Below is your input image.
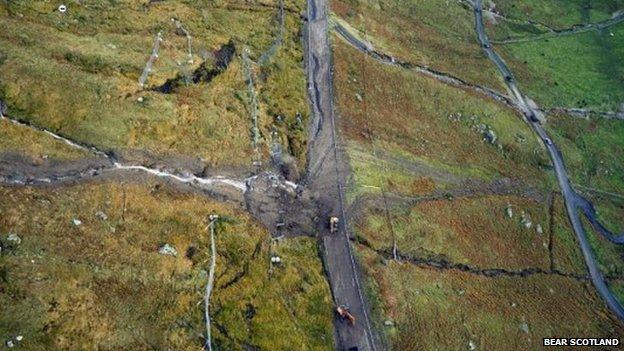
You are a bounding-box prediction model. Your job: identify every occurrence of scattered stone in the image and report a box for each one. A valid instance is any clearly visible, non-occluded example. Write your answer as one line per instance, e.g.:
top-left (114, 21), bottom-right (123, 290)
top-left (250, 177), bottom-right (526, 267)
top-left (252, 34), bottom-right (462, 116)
top-left (520, 211), bottom-right (532, 229)
top-left (7, 233), bottom-right (21, 245)
top-left (72, 218), bottom-right (82, 226)
top-left (505, 205), bottom-right (513, 219)
top-left (0, 99), bottom-right (7, 116)
top-left (549, 288), bottom-right (554, 294)
top-left (484, 128), bottom-right (497, 144)
top-left (158, 243), bottom-right (178, 257)
top-left (270, 256), bottom-right (282, 264)
top-left (137, 96), bottom-right (144, 103)
top-left (384, 319), bottom-right (394, 326)
top-left (520, 322), bottom-right (530, 333)
top-left (448, 112), bottom-right (462, 122)
top-left (536, 224), bottom-right (543, 235)
top-left (6, 340), bottom-right (14, 348)
top-left (468, 340), bottom-right (477, 350)
top-left (355, 93), bottom-right (363, 102)
top-left (95, 211), bottom-right (108, 221)
top-left (15, 336), bottom-right (23, 342)
top-left (511, 302), bottom-right (517, 307)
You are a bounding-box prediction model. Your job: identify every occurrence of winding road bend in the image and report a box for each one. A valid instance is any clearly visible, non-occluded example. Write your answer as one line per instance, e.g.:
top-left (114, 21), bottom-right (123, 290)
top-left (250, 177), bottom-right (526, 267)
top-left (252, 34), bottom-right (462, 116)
top-left (304, 0), bottom-right (381, 349)
top-left (474, 0), bottom-right (624, 321)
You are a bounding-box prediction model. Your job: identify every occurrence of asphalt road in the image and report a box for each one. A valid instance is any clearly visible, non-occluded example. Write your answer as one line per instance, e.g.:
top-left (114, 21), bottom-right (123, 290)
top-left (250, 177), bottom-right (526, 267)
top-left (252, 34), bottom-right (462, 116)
top-left (474, 0), bottom-right (624, 321)
top-left (304, 0), bottom-right (381, 349)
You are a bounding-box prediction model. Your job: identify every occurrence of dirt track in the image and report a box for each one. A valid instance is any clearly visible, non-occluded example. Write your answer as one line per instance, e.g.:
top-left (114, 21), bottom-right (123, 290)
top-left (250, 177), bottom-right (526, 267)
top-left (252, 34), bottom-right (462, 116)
top-left (303, 0), bottom-right (381, 349)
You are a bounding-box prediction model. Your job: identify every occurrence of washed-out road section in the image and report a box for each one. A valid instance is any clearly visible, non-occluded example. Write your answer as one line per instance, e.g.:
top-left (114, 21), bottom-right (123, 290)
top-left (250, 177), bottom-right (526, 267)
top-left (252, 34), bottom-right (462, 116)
top-left (303, 0), bottom-right (381, 349)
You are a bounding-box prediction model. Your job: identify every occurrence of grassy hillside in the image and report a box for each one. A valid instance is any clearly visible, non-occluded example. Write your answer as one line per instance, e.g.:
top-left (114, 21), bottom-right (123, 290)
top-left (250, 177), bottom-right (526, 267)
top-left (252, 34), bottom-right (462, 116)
top-left (333, 14), bottom-right (624, 349)
top-left (0, 0), bottom-right (310, 170)
top-left (354, 195), bottom-right (551, 270)
top-left (546, 112), bottom-right (624, 231)
top-left (334, 40), bottom-right (551, 202)
top-left (358, 245), bottom-right (624, 350)
top-left (0, 182), bottom-right (334, 350)
top-left (331, 0), bottom-right (507, 91)
top-left (0, 118), bottom-right (90, 161)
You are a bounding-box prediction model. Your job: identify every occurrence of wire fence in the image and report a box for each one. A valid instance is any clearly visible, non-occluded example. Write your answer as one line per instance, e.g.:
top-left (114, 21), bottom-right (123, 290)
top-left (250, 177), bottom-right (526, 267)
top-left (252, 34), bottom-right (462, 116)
top-left (138, 32), bottom-right (163, 88)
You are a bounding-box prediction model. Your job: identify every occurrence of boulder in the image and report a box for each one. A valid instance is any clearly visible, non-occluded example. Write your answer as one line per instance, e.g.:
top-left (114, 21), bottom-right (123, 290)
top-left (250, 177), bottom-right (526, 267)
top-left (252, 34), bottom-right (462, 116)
top-left (95, 211), bottom-right (108, 221)
top-left (7, 233), bottom-right (21, 245)
top-left (484, 128), bottom-right (497, 144)
top-left (505, 205), bottom-right (513, 219)
top-left (158, 243), bottom-right (178, 256)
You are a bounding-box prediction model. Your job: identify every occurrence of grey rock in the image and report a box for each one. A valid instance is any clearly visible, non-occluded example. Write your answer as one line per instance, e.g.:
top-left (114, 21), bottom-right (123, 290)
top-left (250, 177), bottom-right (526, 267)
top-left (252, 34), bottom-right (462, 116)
top-left (72, 218), bottom-right (82, 226)
top-left (7, 233), bottom-right (21, 245)
top-left (468, 340), bottom-right (477, 350)
top-left (520, 322), bottom-right (530, 333)
top-left (384, 320), bottom-right (394, 326)
top-left (484, 128), bottom-right (497, 144)
top-left (95, 211), bottom-right (108, 221)
top-left (355, 93), bottom-right (363, 102)
top-left (520, 211), bottom-right (532, 229)
top-left (158, 243), bottom-right (178, 257)
top-left (0, 100), bottom-right (7, 116)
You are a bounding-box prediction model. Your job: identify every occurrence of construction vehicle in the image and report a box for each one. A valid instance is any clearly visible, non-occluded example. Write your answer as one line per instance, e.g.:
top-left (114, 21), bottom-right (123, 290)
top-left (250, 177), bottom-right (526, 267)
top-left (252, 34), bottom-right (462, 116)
top-left (329, 216), bottom-right (339, 233)
top-left (336, 305), bottom-right (356, 325)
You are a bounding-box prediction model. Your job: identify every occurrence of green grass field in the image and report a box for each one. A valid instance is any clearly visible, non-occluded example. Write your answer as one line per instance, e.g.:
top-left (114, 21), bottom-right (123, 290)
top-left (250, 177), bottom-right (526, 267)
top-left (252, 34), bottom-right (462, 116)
top-left (497, 22), bottom-right (624, 111)
top-left (490, 0), bottom-right (624, 30)
top-left (0, 182), bottom-right (334, 350)
top-left (543, 99), bottom-right (624, 246)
